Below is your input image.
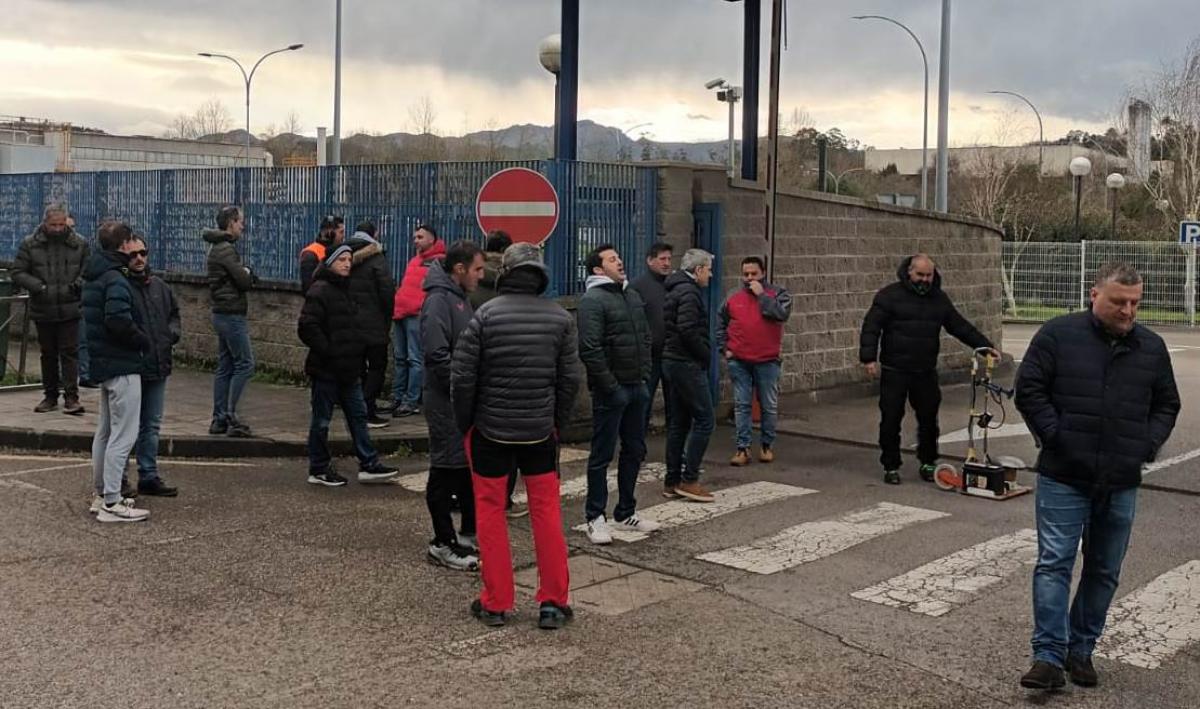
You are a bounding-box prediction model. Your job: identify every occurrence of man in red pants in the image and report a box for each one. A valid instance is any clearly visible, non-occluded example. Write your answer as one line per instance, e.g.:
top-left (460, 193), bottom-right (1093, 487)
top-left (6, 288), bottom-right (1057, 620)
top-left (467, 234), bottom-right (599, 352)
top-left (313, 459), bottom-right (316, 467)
top-left (451, 242), bottom-right (582, 629)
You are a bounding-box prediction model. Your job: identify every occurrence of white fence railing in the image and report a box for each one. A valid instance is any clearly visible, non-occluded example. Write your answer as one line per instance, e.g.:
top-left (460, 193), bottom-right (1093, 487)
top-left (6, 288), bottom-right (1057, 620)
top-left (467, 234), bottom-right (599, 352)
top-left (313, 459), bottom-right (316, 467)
top-left (1002, 241), bottom-right (1198, 327)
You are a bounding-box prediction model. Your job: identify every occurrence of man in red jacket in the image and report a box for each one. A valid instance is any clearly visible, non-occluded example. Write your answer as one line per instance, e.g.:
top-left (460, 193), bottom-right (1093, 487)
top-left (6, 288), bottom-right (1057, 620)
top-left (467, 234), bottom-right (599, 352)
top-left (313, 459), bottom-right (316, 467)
top-left (716, 256), bottom-right (792, 466)
top-left (390, 224), bottom-right (445, 417)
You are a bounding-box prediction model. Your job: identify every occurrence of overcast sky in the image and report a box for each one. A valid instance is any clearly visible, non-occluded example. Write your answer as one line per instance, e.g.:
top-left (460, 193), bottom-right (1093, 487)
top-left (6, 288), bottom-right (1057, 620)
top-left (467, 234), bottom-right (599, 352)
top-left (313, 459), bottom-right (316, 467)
top-left (2, 0), bottom-right (1195, 149)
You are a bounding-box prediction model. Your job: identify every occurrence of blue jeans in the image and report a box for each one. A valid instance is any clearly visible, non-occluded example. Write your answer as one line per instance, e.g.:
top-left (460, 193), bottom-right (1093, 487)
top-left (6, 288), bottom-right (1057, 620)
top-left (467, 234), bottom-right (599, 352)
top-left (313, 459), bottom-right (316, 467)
top-left (644, 355), bottom-right (673, 435)
top-left (662, 359), bottom-right (715, 485)
top-left (585, 382), bottom-right (649, 522)
top-left (77, 318), bottom-right (90, 382)
top-left (1031, 476), bottom-right (1138, 666)
top-left (391, 318), bottom-right (423, 407)
top-left (728, 359), bottom-right (781, 450)
top-left (135, 377), bottom-right (167, 483)
top-left (308, 377), bottom-right (380, 473)
top-left (211, 313), bottom-right (255, 424)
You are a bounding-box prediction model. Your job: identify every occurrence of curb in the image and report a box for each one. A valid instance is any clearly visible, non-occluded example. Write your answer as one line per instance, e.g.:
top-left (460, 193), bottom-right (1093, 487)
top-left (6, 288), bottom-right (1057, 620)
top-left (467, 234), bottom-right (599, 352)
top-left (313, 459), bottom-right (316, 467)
top-left (0, 427), bottom-right (428, 458)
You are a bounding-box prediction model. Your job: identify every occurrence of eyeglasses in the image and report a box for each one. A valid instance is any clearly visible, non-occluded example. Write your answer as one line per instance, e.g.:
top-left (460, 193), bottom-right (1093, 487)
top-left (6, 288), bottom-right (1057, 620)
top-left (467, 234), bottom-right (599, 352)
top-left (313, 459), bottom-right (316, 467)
top-left (129, 249), bottom-right (148, 258)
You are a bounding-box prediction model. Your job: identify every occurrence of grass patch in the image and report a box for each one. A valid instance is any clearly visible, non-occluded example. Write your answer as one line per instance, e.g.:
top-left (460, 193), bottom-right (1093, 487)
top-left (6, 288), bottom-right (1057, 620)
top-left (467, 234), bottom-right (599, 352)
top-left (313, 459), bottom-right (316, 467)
top-left (174, 354), bottom-right (309, 387)
top-left (1004, 304), bottom-right (1196, 325)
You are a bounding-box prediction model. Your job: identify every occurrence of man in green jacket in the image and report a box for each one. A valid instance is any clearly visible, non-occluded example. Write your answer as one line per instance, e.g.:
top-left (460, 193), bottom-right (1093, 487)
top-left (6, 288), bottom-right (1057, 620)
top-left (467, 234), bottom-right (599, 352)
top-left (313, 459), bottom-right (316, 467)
top-left (11, 205), bottom-right (89, 414)
top-left (204, 205), bottom-right (257, 438)
top-left (578, 244), bottom-right (657, 545)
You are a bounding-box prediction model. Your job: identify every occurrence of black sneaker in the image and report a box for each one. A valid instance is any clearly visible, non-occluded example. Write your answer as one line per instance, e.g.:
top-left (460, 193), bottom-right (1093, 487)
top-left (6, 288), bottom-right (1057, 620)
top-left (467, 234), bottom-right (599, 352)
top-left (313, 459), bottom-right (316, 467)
top-left (471, 599), bottom-right (506, 627)
top-left (138, 478), bottom-right (178, 497)
top-left (208, 419), bottom-right (228, 435)
top-left (307, 471), bottom-right (348, 487)
top-left (883, 470), bottom-right (901, 485)
top-left (919, 464), bottom-right (937, 482)
top-left (1065, 655), bottom-right (1098, 687)
top-left (226, 420), bottom-right (253, 438)
top-left (358, 464), bottom-right (400, 484)
top-left (1020, 661), bottom-right (1066, 690)
top-left (366, 415), bottom-right (390, 429)
top-left (120, 477), bottom-right (139, 499)
top-left (538, 602), bottom-right (574, 630)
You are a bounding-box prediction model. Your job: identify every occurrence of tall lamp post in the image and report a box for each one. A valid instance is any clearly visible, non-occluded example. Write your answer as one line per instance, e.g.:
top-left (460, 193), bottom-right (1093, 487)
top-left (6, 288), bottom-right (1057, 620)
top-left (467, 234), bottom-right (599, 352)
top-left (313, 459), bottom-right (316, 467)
top-left (539, 34), bottom-right (562, 159)
top-left (1106, 172), bottom-right (1126, 239)
top-left (934, 0), bottom-right (952, 212)
top-left (1069, 156), bottom-right (1092, 241)
top-left (988, 90), bottom-right (1043, 175)
top-left (852, 15), bottom-right (928, 210)
top-left (198, 44), bottom-right (304, 168)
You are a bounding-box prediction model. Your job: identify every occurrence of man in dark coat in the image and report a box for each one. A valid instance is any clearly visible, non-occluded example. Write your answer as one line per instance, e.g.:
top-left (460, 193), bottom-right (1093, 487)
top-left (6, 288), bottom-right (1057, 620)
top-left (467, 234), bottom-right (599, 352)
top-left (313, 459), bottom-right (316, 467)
top-left (298, 245), bottom-right (398, 487)
top-left (347, 221), bottom-right (394, 426)
top-left (82, 222), bottom-right (150, 523)
top-left (629, 241), bottom-right (673, 431)
top-left (1015, 262), bottom-right (1179, 691)
top-left (578, 244), bottom-right (655, 545)
top-left (126, 234), bottom-right (182, 497)
top-left (859, 253), bottom-right (994, 485)
top-left (421, 240), bottom-right (485, 571)
top-left (204, 206), bottom-right (256, 438)
top-left (11, 204), bottom-right (89, 414)
top-left (662, 248), bottom-right (717, 503)
top-left (451, 243), bottom-right (582, 630)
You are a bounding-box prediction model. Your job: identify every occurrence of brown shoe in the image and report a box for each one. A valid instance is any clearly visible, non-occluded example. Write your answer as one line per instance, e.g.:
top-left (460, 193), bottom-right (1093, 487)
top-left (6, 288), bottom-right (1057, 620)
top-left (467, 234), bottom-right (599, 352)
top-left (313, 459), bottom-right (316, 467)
top-left (62, 396), bottom-right (84, 416)
top-left (34, 397), bottom-right (57, 413)
top-left (675, 481), bottom-right (715, 503)
top-left (662, 484), bottom-right (680, 499)
top-left (730, 448), bottom-right (751, 466)
top-left (759, 445), bottom-right (774, 463)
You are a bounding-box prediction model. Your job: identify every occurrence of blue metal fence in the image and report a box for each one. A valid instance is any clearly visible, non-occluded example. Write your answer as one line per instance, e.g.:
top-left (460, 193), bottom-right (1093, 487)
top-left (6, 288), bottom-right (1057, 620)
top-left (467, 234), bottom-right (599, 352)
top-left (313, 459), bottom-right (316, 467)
top-left (0, 160), bottom-right (658, 296)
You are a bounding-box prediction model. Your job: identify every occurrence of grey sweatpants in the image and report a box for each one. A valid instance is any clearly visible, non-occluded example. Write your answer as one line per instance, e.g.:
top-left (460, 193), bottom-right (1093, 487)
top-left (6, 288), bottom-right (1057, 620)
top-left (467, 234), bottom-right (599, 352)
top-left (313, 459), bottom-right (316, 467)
top-left (92, 374), bottom-right (142, 504)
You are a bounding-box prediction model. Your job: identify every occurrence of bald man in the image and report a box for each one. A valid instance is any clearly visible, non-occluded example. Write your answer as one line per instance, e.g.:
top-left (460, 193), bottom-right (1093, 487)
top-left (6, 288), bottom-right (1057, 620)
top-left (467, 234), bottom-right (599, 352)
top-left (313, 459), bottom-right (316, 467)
top-left (859, 254), bottom-right (995, 485)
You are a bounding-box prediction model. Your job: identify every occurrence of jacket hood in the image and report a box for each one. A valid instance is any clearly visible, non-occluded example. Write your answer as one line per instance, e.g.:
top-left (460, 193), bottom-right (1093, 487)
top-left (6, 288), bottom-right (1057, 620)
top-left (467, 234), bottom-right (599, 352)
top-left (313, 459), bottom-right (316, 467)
top-left (84, 249), bottom-right (131, 280)
top-left (422, 260), bottom-right (466, 298)
top-left (351, 241), bottom-right (383, 265)
top-left (203, 229), bottom-right (236, 245)
top-left (35, 225), bottom-right (80, 243)
top-left (665, 270), bottom-right (700, 291)
top-left (585, 274), bottom-right (627, 291)
top-left (498, 263), bottom-right (549, 295)
top-left (896, 255), bottom-right (942, 295)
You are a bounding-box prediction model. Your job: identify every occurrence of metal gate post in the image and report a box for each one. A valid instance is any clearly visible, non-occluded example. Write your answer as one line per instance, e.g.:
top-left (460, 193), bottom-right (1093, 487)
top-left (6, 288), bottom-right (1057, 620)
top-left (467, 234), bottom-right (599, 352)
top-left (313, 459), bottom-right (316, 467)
top-left (1078, 240), bottom-right (1087, 311)
top-left (1188, 243), bottom-right (1197, 328)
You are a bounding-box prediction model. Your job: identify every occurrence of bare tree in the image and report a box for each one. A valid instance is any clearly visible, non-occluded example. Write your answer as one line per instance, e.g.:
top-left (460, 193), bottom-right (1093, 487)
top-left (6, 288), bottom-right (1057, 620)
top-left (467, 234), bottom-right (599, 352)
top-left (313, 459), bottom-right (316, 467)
top-left (193, 98), bottom-right (233, 137)
top-left (283, 110), bottom-right (304, 136)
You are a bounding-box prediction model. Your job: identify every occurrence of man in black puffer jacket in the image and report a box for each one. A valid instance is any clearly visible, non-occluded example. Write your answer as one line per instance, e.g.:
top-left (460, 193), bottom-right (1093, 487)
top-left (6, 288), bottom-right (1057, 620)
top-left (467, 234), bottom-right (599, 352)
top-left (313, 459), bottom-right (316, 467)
top-left (347, 222), bottom-right (394, 426)
top-left (578, 244), bottom-right (654, 544)
top-left (859, 253), bottom-right (994, 485)
top-left (662, 248), bottom-right (717, 504)
top-left (1014, 262), bottom-right (1179, 692)
top-left (451, 242), bottom-right (582, 630)
top-left (298, 245), bottom-right (398, 488)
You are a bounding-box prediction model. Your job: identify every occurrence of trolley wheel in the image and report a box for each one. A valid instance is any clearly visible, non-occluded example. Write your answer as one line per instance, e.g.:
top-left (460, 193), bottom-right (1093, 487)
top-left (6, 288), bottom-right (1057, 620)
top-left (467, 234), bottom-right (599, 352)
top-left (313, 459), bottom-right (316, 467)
top-left (934, 463), bottom-right (961, 491)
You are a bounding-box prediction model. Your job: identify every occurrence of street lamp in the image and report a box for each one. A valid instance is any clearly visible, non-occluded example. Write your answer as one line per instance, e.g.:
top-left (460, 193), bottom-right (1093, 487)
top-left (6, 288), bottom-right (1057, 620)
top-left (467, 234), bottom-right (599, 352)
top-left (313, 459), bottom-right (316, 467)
top-left (1069, 156), bottom-right (1092, 241)
top-left (706, 78), bottom-right (742, 177)
top-left (198, 43), bottom-right (304, 168)
top-left (934, 0), bottom-right (952, 212)
top-left (825, 167), bottom-right (867, 195)
top-left (1106, 172), bottom-right (1126, 239)
top-left (852, 15), bottom-right (928, 210)
top-left (988, 90), bottom-right (1043, 175)
top-left (612, 122), bottom-right (652, 161)
top-left (538, 33), bottom-right (562, 159)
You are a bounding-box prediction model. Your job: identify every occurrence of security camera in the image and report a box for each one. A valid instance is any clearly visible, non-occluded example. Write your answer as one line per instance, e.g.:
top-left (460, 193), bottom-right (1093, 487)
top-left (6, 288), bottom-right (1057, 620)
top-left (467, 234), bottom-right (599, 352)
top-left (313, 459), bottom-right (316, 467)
top-left (705, 78), bottom-right (726, 90)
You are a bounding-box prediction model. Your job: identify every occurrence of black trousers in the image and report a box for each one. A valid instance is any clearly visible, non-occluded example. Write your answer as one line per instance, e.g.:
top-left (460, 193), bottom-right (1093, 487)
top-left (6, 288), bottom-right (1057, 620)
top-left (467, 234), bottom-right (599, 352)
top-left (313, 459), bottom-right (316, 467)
top-left (878, 368), bottom-right (941, 471)
top-left (361, 342), bottom-right (389, 416)
top-left (427, 465), bottom-right (475, 546)
top-left (36, 319), bottom-right (80, 399)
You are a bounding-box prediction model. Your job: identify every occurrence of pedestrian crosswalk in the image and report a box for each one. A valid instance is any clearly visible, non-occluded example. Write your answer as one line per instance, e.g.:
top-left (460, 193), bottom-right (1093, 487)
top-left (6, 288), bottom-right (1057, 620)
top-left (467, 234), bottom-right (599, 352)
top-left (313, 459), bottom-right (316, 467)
top-left (1096, 561), bottom-right (1200, 669)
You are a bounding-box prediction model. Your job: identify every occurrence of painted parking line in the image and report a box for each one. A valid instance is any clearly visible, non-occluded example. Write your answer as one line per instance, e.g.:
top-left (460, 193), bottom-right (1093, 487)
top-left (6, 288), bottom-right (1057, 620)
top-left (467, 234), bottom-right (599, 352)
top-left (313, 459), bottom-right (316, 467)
top-left (573, 481), bottom-right (818, 543)
top-left (391, 447), bottom-right (592, 493)
top-left (697, 502), bottom-right (948, 575)
top-left (1143, 447), bottom-right (1200, 477)
top-left (850, 529), bottom-right (1038, 617)
top-left (1096, 560), bottom-right (1200, 669)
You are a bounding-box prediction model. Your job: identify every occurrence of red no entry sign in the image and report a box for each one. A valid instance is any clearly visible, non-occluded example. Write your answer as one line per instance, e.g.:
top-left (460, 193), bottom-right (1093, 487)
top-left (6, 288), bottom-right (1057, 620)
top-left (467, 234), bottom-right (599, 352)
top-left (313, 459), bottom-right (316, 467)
top-left (475, 167), bottom-right (560, 245)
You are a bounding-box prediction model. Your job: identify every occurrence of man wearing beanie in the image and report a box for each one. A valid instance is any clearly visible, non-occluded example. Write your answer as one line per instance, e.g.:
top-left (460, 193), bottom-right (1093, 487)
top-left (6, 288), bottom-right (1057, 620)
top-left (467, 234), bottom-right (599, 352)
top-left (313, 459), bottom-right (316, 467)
top-left (300, 214), bottom-right (344, 293)
top-left (298, 244), bottom-right (399, 487)
top-left (452, 242), bottom-right (582, 629)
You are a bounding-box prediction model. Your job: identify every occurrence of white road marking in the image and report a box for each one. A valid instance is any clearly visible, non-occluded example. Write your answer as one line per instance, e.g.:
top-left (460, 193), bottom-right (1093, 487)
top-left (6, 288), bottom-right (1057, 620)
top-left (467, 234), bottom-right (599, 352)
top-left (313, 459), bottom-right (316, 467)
top-left (697, 502), bottom-right (949, 575)
top-left (575, 481), bottom-right (818, 543)
top-left (0, 477), bottom-right (55, 494)
top-left (0, 462), bottom-right (91, 478)
top-left (511, 463), bottom-right (665, 505)
top-left (850, 529), bottom-right (1038, 617)
top-left (391, 447), bottom-right (592, 493)
top-left (1096, 560), bottom-right (1200, 669)
top-left (1143, 447), bottom-right (1200, 477)
top-left (938, 423), bottom-right (1030, 444)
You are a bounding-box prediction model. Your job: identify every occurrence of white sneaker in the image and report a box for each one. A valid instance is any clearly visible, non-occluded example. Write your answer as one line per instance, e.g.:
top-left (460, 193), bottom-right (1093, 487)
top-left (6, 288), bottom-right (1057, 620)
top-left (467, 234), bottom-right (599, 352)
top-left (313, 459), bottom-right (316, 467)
top-left (615, 515), bottom-right (661, 532)
top-left (457, 533), bottom-right (479, 552)
top-left (89, 495), bottom-right (136, 515)
top-left (96, 500), bottom-right (150, 523)
top-left (586, 515), bottom-right (613, 545)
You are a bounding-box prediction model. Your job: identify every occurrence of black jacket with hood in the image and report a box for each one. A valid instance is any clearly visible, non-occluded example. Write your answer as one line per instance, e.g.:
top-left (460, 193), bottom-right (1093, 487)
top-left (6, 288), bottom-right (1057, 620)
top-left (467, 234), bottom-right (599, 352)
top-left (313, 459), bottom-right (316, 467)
top-left (81, 250), bottom-right (151, 384)
top-left (11, 226), bottom-right (90, 322)
top-left (347, 236), bottom-right (394, 346)
top-left (420, 262), bottom-right (474, 467)
top-left (298, 267), bottom-right (364, 384)
top-left (662, 270), bottom-right (711, 368)
top-left (129, 269), bottom-right (181, 382)
top-left (858, 256), bottom-right (992, 372)
top-left (203, 229), bottom-right (254, 315)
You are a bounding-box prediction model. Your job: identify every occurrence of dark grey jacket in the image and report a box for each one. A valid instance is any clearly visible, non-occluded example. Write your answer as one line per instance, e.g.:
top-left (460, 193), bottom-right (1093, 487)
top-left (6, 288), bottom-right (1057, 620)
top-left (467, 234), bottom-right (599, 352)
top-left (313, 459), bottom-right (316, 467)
top-left (577, 276), bottom-right (652, 393)
top-left (10, 226), bottom-right (90, 322)
top-left (629, 270), bottom-right (667, 358)
top-left (1015, 311), bottom-right (1180, 492)
top-left (348, 239), bottom-right (394, 346)
top-left (451, 265), bottom-right (582, 442)
top-left (420, 262), bottom-right (474, 467)
top-left (129, 271), bottom-right (181, 382)
top-left (204, 229), bottom-right (253, 315)
top-left (663, 270), bottom-right (711, 368)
